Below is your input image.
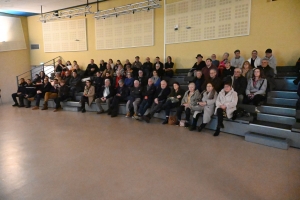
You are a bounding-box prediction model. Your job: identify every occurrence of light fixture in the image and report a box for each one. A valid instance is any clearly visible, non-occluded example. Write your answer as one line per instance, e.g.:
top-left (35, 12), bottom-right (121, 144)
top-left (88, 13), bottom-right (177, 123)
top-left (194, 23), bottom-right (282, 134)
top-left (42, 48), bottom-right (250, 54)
top-left (94, 0), bottom-right (161, 20)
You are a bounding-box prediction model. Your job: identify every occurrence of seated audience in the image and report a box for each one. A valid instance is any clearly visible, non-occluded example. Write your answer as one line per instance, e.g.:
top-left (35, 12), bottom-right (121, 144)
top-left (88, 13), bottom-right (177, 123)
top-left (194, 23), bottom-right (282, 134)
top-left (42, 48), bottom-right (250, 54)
top-left (189, 82), bottom-right (217, 131)
top-left (11, 78), bottom-right (28, 107)
top-left (99, 60), bottom-right (107, 73)
top-left (192, 70), bottom-right (204, 93)
top-left (126, 80), bottom-right (142, 118)
top-left (79, 80), bottom-right (95, 113)
top-left (116, 64), bottom-right (125, 76)
top-left (55, 59), bottom-right (65, 73)
top-left (222, 61), bottom-right (235, 80)
top-left (23, 79), bottom-right (35, 108)
top-left (231, 68), bottom-right (247, 103)
top-left (153, 56), bottom-right (164, 72)
top-left (70, 60), bottom-right (80, 72)
top-left (242, 61), bottom-right (253, 81)
top-left (214, 81), bottom-right (238, 136)
top-left (164, 56), bottom-right (174, 78)
top-left (108, 79), bottom-right (129, 117)
top-left (161, 82), bottom-right (185, 124)
top-left (230, 49), bottom-right (245, 68)
top-left (264, 48), bottom-right (277, 74)
top-left (66, 61), bottom-right (72, 70)
top-left (202, 68), bottom-right (222, 92)
top-left (211, 54), bottom-right (220, 67)
top-left (39, 71), bottom-right (46, 83)
top-left (244, 68), bottom-right (267, 113)
top-left (154, 63), bottom-right (164, 78)
top-left (113, 70), bottom-right (124, 89)
top-left (124, 59), bottom-right (132, 71)
top-left (248, 50), bottom-right (261, 68)
top-left (142, 57), bottom-right (153, 78)
top-left (93, 71), bottom-right (104, 93)
top-left (72, 61), bottom-right (84, 77)
top-left (124, 72), bottom-right (134, 88)
top-left (84, 59), bottom-right (99, 77)
top-left (41, 79), bottom-right (59, 110)
top-left (176, 83), bottom-right (201, 127)
top-left (132, 56), bottom-right (142, 78)
top-left (135, 78), bottom-right (156, 120)
top-left (151, 70), bottom-right (161, 88)
top-left (142, 80), bottom-right (171, 123)
top-left (135, 70), bottom-right (147, 87)
top-left (53, 80), bottom-right (70, 112)
top-left (202, 58), bottom-right (218, 80)
top-left (32, 74), bottom-right (41, 85)
top-left (32, 78), bottom-right (51, 110)
top-left (103, 72), bottom-right (113, 85)
top-left (102, 63), bottom-right (114, 78)
top-left (69, 71), bottom-right (82, 101)
top-left (258, 58), bottom-right (275, 91)
top-left (95, 79), bottom-right (115, 114)
top-left (54, 72), bottom-right (62, 83)
top-left (218, 52), bottom-right (230, 74)
top-left (115, 60), bottom-right (122, 72)
top-left (62, 70), bottom-right (71, 86)
top-left (188, 54), bottom-right (206, 76)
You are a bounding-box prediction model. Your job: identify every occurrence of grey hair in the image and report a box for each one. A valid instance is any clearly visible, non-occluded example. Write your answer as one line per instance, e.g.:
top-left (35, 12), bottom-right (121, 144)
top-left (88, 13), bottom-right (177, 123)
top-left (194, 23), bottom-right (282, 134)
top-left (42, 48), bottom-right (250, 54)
top-left (118, 79), bottom-right (124, 84)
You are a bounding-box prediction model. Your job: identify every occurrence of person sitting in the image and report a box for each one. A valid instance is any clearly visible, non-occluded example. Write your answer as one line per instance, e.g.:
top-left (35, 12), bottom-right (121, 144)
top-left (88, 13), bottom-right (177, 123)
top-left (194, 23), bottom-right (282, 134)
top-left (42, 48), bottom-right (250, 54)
top-left (95, 79), bottom-right (115, 114)
top-left (242, 61), bottom-right (253, 81)
top-left (192, 70), bottom-right (205, 93)
top-left (231, 68), bottom-right (247, 103)
top-left (54, 72), bottom-right (62, 83)
top-left (230, 49), bottom-right (245, 68)
top-left (23, 79), bottom-right (36, 108)
top-left (102, 63), bottom-right (114, 78)
top-left (214, 81), bottom-right (238, 136)
top-left (61, 62), bottom-right (69, 77)
top-left (126, 80), bottom-right (142, 118)
top-left (84, 59), bottom-right (99, 77)
top-left (70, 60), bottom-right (80, 72)
top-left (39, 71), bottom-right (46, 83)
top-left (176, 82), bottom-right (201, 127)
top-left (263, 48), bottom-right (277, 75)
top-left (161, 82), bottom-right (185, 124)
top-left (32, 77), bottom-right (51, 110)
top-left (221, 61), bottom-right (235, 80)
top-left (32, 74), bottom-right (41, 85)
top-left (108, 59), bottom-right (114, 70)
top-left (72, 61), bottom-right (84, 77)
top-left (244, 68), bottom-right (267, 113)
top-left (69, 71), bottom-right (82, 101)
top-left (142, 57), bottom-right (153, 78)
top-left (132, 56), bottom-right (142, 78)
top-left (202, 68), bottom-right (222, 92)
top-left (151, 70), bottom-right (161, 88)
top-left (135, 70), bottom-right (147, 87)
top-left (124, 59), bottom-right (132, 72)
top-left (54, 59), bottom-right (65, 73)
top-left (99, 60), bottom-right (107, 73)
top-left (116, 64), bottom-right (125, 76)
top-left (113, 70), bottom-right (124, 89)
top-left (189, 82), bottom-right (217, 131)
top-left (218, 52), bottom-right (229, 75)
top-left (135, 78), bottom-right (156, 120)
top-left (153, 56), bottom-right (164, 76)
top-left (164, 56), bottom-right (174, 78)
top-left (124, 72), bottom-right (134, 88)
top-left (53, 80), bottom-right (70, 112)
top-left (41, 79), bottom-right (59, 110)
top-left (202, 58), bottom-right (218, 80)
top-left (258, 58), bottom-right (275, 91)
top-left (211, 54), bottom-right (220, 67)
top-left (188, 54), bottom-right (206, 76)
top-left (93, 71), bottom-right (104, 94)
top-left (108, 79), bottom-right (129, 117)
top-left (12, 78), bottom-right (27, 107)
top-left (79, 80), bottom-right (95, 113)
top-left (114, 60), bottom-right (122, 72)
top-left (62, 70), bottom-right (71, 86)
top-left (103, 72), bottom-right (113, 85)
top-left (66, 61), bottom-right (72, 70)
top-left (142, 80), bottom-right (171, 123)
top-left (248, 50), bottom-right (261, 68)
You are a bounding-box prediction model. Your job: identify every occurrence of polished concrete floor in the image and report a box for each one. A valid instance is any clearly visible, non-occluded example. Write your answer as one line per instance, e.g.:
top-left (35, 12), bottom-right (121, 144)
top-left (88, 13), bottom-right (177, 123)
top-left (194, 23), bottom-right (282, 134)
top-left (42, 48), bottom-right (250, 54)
top-left (0, 104), bottom-right (299, 200)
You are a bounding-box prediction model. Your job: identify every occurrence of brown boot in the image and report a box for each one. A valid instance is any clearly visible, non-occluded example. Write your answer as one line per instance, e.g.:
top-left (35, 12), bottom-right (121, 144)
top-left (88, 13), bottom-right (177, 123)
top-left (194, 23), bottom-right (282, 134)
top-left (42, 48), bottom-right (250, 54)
top-left (125, 112), bottom-right (130, 118)
top-left (53, 107), bottom-right (62, 112)
top-left (41, 102), bottom-right (48, 110)
top-left (32, 106), bottom-right (39, 110)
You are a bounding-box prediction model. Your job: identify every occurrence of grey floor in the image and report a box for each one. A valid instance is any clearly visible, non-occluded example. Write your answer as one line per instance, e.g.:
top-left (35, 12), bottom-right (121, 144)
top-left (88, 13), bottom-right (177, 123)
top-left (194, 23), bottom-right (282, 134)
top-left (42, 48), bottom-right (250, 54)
top-left (0, 104), bottom-right (300, 200)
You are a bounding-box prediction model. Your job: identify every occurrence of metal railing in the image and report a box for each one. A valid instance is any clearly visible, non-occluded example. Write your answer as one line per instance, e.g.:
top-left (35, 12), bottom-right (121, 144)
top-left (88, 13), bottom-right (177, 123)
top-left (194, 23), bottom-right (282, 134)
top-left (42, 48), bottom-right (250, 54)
top-left (16, 56), bottom-right (62, 86)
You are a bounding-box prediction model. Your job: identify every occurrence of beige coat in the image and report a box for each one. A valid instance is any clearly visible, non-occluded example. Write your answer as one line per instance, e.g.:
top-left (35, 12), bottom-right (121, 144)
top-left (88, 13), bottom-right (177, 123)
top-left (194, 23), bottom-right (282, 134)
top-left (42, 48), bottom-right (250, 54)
top-left (83, 85), bottom-right (95, 106)
top-left (192, 90), bottom-right (218, 123)
top-left (215, 89), bottom-right (238, 119)
top-left (181, 90), bottom-right (201, 107)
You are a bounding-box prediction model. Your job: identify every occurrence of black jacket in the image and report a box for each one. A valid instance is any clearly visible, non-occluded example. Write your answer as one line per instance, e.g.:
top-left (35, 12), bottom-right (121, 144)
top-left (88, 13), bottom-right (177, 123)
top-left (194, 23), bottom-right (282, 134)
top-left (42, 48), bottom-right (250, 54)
top-left (232, 76), bottom-right (247, 96)
top-left (135, 76), bottom-right (147, 87)
top-left (142, 84), bottom-right (156, 101)
top-left (129, 86), bottom-right (142, 99)
top-left (37, 82), bottom-right (52, 96)
top-left (25, 84), bottom-right (36, 98)
top-left (115, 85), bottom-right (129, 100)
top-left (192, 77), bottom-right (205, 93)
top-left (154, 86), bottom-right (171, 102)
top-left (99, 63), bottom-right (107, 72)
top-left (168, 88), bottom-right (185, 102)
top-left (191, 61), bottom-right (206, 71)
top-left (222, 67), bottom-right (235, 79)
top-left (93, 76), bottom-right (104, 93)
top-left (142, 62), bottom-right (153, 75)
top-left (202, 77), bottom-right (223, 92)
top-left (17, 82), bottom-right (28, 94)
top-left (69, 76), bottom-right (82, 90)
top-left (258, 65), bottom-right (274, 79)
top-left (97, 86), bottom-right (115, 99)
top-left (85, 64), bottom-right (99, 76)
top-left (62, 75), bottom-right (71, 86)
top-left (58, 84), bottom-right (70, 97)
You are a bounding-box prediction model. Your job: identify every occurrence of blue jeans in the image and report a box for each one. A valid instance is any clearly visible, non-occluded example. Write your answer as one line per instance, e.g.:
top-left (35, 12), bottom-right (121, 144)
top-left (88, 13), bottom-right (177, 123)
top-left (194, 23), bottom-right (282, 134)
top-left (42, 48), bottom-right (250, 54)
top-left (138, 99), bottom-right (152, 116)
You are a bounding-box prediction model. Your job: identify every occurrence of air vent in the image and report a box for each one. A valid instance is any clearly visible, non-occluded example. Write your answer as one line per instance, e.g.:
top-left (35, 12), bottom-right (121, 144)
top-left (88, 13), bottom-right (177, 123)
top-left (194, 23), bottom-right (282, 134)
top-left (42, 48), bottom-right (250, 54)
top-left (30, 44), bottom-right (40, 50)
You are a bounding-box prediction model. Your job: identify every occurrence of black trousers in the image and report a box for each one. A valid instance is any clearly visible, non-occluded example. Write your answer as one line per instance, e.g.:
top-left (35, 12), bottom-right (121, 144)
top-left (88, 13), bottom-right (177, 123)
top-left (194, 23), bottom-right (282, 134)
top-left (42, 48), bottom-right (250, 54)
top-left (80, 96), bottom-right (89, 109)
top-left (54, 95), bottom-right (69, 109)
top-left (216, 108), bottom-right (224, 127)
top-left (149, 101), bottom-right (165, 117)
top-left (110, 96), bottom-right (126, 115)
top-left (243, 94), bottom-right (266, 106)
top-left (177, 105), bottom-right (191, 121)
top-left (35, 93), bottom-right (43, 106)
top-left (12, 93), bottom-right (24, 105)
top-left (162, 100), bottom-right (178, 116)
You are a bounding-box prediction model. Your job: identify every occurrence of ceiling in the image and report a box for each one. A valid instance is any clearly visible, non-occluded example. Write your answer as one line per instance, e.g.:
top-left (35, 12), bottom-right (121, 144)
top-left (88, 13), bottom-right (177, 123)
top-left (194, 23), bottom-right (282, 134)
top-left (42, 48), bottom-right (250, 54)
top-left (0, 0), bottom-right (105, 16)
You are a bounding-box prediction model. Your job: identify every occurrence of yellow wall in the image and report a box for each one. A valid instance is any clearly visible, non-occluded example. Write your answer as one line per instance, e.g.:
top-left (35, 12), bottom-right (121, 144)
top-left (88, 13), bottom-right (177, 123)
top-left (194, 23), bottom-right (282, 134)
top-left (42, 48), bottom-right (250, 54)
top-left (0, 14), bottom-right (31, 103)
top-left (27, 0), bottom-right (300, 70)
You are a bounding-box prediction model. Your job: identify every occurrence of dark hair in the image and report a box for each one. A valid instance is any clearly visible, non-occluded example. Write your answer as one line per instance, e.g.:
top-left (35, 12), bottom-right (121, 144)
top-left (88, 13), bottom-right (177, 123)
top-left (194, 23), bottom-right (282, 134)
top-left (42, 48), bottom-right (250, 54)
top-left (173, 81), bottom-right (180, 87)
top-left (252, 50), bottom-right (257, 53)
top-left (265, 48), bottom-right (272, 53)
top-left (86, 80), bottom-right (91, 83)
top-left (206, 82), bottom-right (214, 88)
top-left (224, 81), bottom-right (232, 87)
top-left (167, 56), bottom-right (172, 62)
top-left (156, 56), bottom-right (160, 59)
top-left (206, 58), bottom-right (212, 62)
top-left (234, 49), bottom-right (240, 53)
top-left (252, 68), bottom-right (265, 79)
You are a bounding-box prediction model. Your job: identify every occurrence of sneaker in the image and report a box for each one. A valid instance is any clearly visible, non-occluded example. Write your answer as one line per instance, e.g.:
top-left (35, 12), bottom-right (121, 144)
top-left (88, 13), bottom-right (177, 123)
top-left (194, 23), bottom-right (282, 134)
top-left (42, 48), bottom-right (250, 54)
top-left (255, 107), bottom-right (260, 113)
top-left (125, 112), bottom-right (131, 118)
top-left (133, 114), bottom-right (141, 120)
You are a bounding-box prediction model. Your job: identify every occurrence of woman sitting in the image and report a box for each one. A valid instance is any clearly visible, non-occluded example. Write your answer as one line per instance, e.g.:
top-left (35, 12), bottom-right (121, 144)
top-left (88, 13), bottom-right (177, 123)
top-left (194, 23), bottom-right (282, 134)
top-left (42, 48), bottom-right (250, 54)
top-left (242, 61), bottom-right (253, 81)
top-left (176, 83), bottom-right (201, 127)
top-left (151, 70), bottom-right (161, 88)
top-left (244, 68), bottom-right (267, 113)
top-left (214, 81), bottom-right (238, 136)
top-left (161, 82), bottom-right (185, 124)
top-left (80, 80), bottom-right (95, 113)
top-left (124, 72), bottom-right (134, 88)
top-left (189, 82), bottom-right (217, 131)
top-left (222, 61), bottom-right (235, 81)
top-left (164, 56), bottom-right (174, 78)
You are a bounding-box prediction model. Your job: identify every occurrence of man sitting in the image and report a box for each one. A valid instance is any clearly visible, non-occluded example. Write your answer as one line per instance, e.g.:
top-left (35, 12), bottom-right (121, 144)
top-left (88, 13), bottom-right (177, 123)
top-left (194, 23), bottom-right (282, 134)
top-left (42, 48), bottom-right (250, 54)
top-left (32, 77), bottom-right (51, 110)
top-left (126, 80), bottom-right (142, 118)
top-left (109, 79), bottom-right (129, 117)
top-left (95, 79), bottom-right (115, 114)
top-left (263, 48), bottom-right (277, 75)
top-left (192, 70), bottom-right (204, 93)
top-left (132, 56), bottom-right (143, 78)
top-left (142, 57), bottom-right (153, 78)
top-left (230, 68), bottom-right (247, 103)
top-left (222, 61), bottom-right (235, 80)
top-left (143, 80), bottom-right (171, 123)
top-left (54, 59), bottom-right (65, 73)
top-left (248, 50), bottom-right (261, 68)
top-left (41, 79), bottom-right (59, 110)
top-left (211, 54), bottom-right (220, 68)
top-left (84, 59), bottom-right (99, 77)
top-left (69, 71), bottom-right (82, 101)
top-left (202, 69), bottom-right (223, 92)
top-left (23, 79), bottom-right (36, 108)
top-left (53, 80), bottom-right (70, 112)
top-left (62, 70), bottom-right (71, 86)
top-left (12, 78), bottom-right (27, 107)
top-left (258, 58), bottom-right (275, 91)
top-left (202, 58), bottom-right (218, 80)
top-left (230, 49), bottom-right (245, 68)
top-left (93, 71), bottom-right (104, 94)
top-left (135, 70), bottom-right (147, 87)
top-left (188, 54), bottom-right (206, 76)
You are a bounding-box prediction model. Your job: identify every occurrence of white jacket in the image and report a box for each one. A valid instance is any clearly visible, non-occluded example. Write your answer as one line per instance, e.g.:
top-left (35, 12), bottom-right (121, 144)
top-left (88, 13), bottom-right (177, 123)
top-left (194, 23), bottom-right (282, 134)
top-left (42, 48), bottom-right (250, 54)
top-left (215, 89), bottom-right (238, 119)
top-left (247, 57), bottom-right (261, 68)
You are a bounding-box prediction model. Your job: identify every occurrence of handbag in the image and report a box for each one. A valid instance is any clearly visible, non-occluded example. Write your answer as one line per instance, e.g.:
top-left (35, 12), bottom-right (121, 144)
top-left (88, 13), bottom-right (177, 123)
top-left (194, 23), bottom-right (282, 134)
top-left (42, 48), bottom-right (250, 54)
top-left (167, 97), bottom-right (179, 103)
top-left (168, 115), bottom-right (177, 125)
top-left (179, 120), bottom-right (186, 127)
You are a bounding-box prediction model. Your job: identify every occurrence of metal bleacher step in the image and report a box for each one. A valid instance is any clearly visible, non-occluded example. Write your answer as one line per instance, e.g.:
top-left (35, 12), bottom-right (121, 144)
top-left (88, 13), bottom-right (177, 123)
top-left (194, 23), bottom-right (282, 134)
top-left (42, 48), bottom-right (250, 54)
top-left (258, 105), bottom-right (296, 117)
top-left (268, 91), bottom-right (298, 99)
top-left (249, 120), bottom-right (291, 139)
top-left (267, 97), bottom-right (297, 107)
top-left (257, 113), bottom-right (296, 125)
top-left (245, 132), bottom-right (289, 150)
